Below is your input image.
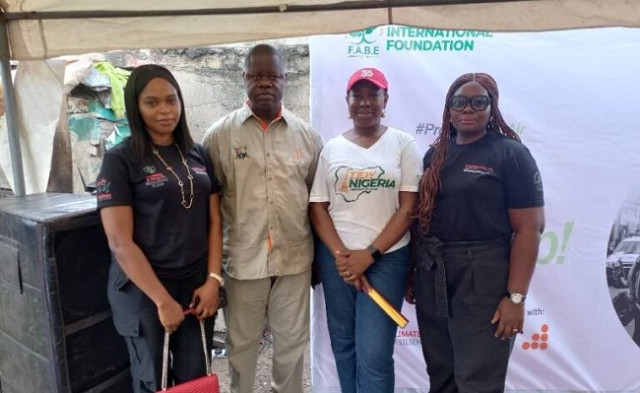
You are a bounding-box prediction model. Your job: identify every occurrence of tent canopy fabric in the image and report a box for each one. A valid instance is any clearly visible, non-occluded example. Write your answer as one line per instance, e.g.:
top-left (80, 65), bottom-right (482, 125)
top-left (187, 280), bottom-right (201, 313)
top-left (1, 0), bottom-right (640, 60)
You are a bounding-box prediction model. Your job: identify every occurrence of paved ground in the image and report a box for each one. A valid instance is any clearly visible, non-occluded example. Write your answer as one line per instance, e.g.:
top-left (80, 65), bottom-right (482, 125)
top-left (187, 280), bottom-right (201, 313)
top-left (0, 188), bottom-right (13, 198)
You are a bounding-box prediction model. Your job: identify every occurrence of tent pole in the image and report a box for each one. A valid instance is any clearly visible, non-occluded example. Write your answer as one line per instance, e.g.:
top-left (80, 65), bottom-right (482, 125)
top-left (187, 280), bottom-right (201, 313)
top-left (0, 21), bottom-right (26, 196)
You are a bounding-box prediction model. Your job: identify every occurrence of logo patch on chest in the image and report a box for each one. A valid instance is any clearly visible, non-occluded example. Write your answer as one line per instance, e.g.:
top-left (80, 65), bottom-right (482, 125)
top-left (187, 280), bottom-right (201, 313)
top-left (234, 145), bottom-right (249, 159)
top-left (191, 165), bottom-right (207, 175)
top-left (291, 148), bottom-right (304, 160)
top-left (334, 166), bottom-right (396, 202)
top-left (145, 173), bottom-right (169, 188)
top-left (143, 165), bottom-right (156, 174)
top-left (463, 164), bottom-right (494, 175)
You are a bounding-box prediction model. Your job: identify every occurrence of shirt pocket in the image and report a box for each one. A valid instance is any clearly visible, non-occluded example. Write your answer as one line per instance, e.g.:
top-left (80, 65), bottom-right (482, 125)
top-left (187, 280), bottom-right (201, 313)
top-left (107, 261), bottom-right (142, 337)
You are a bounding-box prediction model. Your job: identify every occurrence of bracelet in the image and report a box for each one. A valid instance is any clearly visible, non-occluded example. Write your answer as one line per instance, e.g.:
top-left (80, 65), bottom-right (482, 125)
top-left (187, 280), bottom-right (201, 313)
top-left (208, 272), bottom-right (225, 287)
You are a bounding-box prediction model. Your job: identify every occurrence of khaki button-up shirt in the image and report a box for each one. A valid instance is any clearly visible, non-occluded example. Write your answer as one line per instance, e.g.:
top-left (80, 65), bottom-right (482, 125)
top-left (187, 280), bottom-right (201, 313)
top-left (203, 103), bottom-right (322, 280)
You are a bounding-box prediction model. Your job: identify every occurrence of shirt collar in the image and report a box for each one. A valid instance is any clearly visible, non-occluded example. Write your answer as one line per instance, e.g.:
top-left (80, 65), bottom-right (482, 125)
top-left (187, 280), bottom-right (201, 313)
top-left (240, 100), bottom-right (288, 130)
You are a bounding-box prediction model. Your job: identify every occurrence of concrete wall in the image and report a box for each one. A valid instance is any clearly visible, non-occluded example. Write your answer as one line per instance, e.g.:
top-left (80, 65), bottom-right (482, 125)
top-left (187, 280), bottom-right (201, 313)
top-left (44, 42), bottom-right (311, 193)
top-left (104, 42), bottom-right (310, 143)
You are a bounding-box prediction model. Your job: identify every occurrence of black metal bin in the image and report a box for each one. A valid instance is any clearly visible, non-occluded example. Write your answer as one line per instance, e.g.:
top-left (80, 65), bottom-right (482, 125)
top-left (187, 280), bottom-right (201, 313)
top-left (0, 193), bottom-right (131, 393)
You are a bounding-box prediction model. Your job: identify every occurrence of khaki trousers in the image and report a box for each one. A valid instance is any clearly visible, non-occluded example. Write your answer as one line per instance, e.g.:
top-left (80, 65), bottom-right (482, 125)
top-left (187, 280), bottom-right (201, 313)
top-left (224, 269), bottom-right (310, 393)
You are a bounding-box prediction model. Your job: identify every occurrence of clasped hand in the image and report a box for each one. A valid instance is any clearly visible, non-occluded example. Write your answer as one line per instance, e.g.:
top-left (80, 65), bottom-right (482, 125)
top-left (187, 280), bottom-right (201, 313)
top-left (157, 279), bottom-right (219, 333)
top-left (334, 249), bottom-right (374, 289)
top-left (189, 279), bottom-right (220, 321)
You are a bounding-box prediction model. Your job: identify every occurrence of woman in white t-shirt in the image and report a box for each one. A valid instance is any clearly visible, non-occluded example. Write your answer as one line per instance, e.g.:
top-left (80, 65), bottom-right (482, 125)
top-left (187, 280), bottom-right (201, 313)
top-left (309, 67), bottom-right (422, 393)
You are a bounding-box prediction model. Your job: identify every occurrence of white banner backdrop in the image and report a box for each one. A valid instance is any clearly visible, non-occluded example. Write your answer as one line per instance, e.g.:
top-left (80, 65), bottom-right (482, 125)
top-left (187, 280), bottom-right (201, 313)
top-left (309, 26), bottom-right (640, 392)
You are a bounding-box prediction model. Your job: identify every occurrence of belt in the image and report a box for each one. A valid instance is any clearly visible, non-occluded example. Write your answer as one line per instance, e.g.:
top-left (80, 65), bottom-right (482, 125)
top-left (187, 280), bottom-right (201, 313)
top-left (417, 235), bottom-right (511, 319)
top-left (418, 237), bottom-right (449, 318)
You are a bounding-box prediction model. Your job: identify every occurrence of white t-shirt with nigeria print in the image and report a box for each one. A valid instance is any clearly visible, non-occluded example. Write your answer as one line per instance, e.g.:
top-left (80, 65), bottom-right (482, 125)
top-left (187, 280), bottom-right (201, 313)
top-left (310, 127), bottom-right (423, 252)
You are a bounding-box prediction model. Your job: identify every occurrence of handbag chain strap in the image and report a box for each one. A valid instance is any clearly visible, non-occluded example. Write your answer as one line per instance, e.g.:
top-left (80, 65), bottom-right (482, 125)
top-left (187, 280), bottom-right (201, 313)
top-left (161, 319), bottom-right (211, 391)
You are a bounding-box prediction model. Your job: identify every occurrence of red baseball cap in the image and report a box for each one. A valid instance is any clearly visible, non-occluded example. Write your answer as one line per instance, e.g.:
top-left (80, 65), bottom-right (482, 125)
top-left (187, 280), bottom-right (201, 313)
top-left (346, 67), bottom-right (388, 92)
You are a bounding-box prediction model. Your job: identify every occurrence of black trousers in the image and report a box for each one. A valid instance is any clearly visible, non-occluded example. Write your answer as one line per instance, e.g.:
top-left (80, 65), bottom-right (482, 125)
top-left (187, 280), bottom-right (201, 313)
top-left (107, 260), bottom-right (215, 393)
top-left (414, 236), bottom-right (514, 393)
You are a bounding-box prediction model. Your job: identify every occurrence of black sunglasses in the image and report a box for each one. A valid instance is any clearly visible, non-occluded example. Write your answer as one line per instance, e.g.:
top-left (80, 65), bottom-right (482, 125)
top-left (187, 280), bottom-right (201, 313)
top-left (449, 95), bottom-right (491, 111)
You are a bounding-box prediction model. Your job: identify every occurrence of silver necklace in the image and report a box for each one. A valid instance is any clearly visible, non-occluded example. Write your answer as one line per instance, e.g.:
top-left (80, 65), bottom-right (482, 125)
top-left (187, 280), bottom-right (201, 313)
top-left (152, 144), bottom-right (194, 209)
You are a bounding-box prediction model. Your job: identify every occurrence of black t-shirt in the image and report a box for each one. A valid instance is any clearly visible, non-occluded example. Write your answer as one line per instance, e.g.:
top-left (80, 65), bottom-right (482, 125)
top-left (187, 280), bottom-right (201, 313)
top-left (96, 140), bottom-right (221, 278)
top-left (424, 132), bottom-right (544, 241)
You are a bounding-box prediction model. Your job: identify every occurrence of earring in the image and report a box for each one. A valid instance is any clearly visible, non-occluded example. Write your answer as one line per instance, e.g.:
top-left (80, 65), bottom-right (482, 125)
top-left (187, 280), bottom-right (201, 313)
top-left (449, 123), bottom-right (457, 137)
top-left (381, 109), bottom-right (386, 118)
top-left (488, 117), bottom-right (497, 132)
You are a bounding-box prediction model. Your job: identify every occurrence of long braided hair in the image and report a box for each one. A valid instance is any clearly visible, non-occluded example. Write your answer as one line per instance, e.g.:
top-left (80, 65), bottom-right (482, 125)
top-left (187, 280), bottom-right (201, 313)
top-left (415, 73), bottom-right (521, 234)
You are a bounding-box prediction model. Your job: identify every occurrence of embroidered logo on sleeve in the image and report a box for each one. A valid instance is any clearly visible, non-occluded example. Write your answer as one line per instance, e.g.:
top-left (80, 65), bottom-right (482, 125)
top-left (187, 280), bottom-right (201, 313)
top-left (533, 171), bottom-right (543, 192)
top-left (234, 145), bottom-right (249, 159)
top-left (96, 178), bottom-right (112, 201)
top-left (334, 166), bottom-right (396, 202)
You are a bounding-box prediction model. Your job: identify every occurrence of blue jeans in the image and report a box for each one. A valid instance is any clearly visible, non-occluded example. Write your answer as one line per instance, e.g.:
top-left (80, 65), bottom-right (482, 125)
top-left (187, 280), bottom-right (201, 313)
top-left (317, 241), bottom-right (410, 393)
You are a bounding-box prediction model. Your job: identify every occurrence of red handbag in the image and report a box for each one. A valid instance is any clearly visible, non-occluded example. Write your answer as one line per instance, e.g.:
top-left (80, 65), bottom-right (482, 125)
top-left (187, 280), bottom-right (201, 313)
top-left (157, 319), bottom-right (220, 392)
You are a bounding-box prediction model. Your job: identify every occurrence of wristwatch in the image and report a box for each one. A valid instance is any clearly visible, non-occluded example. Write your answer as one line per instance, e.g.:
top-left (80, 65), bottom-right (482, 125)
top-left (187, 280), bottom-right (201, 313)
top-left (505, 290), bottom-right (526, 304)
top-left (367, 245), bottom-right (383, 261)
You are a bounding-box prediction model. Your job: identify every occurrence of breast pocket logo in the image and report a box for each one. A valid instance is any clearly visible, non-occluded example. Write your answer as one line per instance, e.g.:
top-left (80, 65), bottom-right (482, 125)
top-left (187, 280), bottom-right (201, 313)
top-left (234, 145), bottom-right (249, 159)
top-left (288, 147), bottom-right (308, 165)
top-left (191, 165), bottom-right (207, 175)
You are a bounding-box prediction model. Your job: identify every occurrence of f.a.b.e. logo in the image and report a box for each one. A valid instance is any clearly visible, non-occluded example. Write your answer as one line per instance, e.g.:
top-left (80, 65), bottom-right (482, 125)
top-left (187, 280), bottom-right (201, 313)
top-left (347, 28), bottom-right (382, 57)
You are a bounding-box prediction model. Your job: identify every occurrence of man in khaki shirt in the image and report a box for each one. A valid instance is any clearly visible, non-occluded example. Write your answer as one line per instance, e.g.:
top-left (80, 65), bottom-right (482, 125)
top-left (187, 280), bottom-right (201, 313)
top-left (202, 44), bottom-right (322, 393)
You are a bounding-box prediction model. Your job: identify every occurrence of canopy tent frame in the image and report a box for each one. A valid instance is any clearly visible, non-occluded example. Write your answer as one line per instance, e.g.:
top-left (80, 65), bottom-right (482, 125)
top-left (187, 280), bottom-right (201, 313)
top-left (0, 21), bottom-right (24, 195)
top-left (0, 0), bottom-right (515, 21)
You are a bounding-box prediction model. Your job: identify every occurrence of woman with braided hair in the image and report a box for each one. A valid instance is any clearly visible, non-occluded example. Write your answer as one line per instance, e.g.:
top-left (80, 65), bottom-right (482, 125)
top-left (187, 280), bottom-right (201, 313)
top-left (407, 73), bottom-right (545, 392)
